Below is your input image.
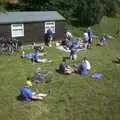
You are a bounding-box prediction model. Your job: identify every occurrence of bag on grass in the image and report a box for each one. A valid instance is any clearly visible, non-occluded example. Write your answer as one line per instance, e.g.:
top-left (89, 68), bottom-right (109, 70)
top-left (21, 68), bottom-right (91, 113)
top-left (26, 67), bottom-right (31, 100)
top-left (92, 72), bottom-right (103, 80)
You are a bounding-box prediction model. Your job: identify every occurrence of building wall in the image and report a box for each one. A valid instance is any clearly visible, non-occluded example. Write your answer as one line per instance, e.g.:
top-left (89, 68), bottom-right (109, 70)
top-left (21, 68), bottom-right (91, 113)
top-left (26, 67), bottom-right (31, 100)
top-left (55, 20), bottom-right (66, 41)
top-left (0, 20), bottom-right (66, 44)
top-left (24, 20), bottom-right (66, 44)
top-left (24, 22), bottom-right (44, 44)
top-left (0, 24), bottom-right (11, 43)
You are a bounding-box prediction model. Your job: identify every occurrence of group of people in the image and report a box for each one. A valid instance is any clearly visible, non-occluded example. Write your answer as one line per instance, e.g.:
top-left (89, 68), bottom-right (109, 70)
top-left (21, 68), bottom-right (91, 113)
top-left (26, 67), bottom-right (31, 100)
top-left (59, 56), bottom-right (91, 75)
top-left (21, 45), bottom-right (52, 63)
top-left (83, 27), bottom-right (107, 48)
top-left (19, 27), bottom-right (108, 102)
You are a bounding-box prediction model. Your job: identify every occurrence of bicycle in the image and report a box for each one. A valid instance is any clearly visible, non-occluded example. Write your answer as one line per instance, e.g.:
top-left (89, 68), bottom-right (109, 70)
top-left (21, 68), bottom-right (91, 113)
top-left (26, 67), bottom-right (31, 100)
top-left (0, 39), bottom-right (20, 55)
top-left (0, 41), bottom-right (12, 55)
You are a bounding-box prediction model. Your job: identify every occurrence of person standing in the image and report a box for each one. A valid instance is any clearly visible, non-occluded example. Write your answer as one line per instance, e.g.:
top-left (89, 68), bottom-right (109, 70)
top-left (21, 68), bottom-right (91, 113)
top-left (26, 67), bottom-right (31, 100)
top-left (87, 27), bottom-right (93, 48)
top-left (83, 30), bottom-right (89, 49)
top-left (47, 28), bottom-right (53, 47)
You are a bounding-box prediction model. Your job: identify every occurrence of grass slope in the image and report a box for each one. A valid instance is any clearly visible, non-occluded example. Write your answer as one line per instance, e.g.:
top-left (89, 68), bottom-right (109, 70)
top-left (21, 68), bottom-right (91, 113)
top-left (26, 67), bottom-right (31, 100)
top-left (0, 17), bottom-right (120, 120)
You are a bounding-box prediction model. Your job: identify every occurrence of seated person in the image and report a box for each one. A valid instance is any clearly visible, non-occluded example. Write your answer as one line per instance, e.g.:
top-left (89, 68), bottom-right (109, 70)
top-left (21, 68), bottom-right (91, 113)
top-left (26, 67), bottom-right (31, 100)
top-left (99, 36), bottom-right (107, 46)
top-left (83, 57), bottom-right (91, 71)
top-left (59, 58), bottom-right (73, 74)
top-left (78, 60), bottom-right (88, 75)
top-left (61, 38), bottom-right (69, 46)
top-left (19, 81), bottom-right (49, 101)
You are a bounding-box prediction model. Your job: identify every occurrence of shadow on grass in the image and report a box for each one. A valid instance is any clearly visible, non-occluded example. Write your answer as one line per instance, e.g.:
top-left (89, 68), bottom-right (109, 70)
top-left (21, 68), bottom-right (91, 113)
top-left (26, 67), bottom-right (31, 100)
top-left (56, 69), bottom-right (71, 75)
top-left (16, 95), bottom-right (22, 101)
top-left (16, 95), bottom-right (43, 102)
top-left (112, 60), bottom-right (120, 64)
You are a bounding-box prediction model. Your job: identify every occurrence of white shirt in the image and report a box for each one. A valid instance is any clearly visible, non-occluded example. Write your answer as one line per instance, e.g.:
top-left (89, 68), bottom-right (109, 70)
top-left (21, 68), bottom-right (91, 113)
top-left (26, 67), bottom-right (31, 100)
top-left (84, 32), bottom-right (89, 42)
top-left (66, 32), bottom-right (72, 38)
top-left (85, 60), bottom-right (91, 70)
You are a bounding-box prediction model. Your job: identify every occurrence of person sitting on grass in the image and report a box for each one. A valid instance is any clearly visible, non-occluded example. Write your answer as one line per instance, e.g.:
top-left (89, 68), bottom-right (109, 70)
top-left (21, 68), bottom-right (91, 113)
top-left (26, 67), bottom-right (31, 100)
top-left (78, 59), bottom-right (88, 75)
top-left (59, 58), bottom-right (74, 74)
top-left (99, 36), bottom-right (107, 46)
top-left (83, 57), bottom-right (91, 71)
top-left (19, 81), bottom-right (49, 101)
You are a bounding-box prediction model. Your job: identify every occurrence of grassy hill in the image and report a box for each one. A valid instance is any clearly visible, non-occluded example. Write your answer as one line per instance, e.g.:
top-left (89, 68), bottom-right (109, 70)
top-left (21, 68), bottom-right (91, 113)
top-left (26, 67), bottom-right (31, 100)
top-left (0, 17), bottom-right (120, 120)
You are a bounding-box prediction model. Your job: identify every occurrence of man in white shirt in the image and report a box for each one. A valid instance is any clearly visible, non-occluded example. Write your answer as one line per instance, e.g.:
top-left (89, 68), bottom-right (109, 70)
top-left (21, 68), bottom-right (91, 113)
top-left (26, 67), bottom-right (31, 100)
top-left (66, 31), bottom-right (73, 40)
top-left (83, 57), bottom-right (91, 70)
top-left (83, 31), bottom-right (89, 48)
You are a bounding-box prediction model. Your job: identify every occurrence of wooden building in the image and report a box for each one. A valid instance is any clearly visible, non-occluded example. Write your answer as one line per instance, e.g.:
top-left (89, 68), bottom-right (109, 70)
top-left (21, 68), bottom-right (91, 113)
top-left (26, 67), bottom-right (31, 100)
top-left (0, 11), bottom-right (66, 44)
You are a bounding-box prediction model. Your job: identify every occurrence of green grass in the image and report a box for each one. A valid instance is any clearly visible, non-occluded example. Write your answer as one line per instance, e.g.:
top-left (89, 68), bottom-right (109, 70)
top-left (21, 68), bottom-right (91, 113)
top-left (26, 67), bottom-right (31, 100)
top-left (0, 16), bottom-right (120, 120)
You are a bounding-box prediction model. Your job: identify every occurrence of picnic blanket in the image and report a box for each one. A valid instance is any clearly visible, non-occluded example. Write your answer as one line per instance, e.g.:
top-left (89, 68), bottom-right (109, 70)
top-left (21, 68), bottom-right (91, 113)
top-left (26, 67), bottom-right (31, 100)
top-left (56, 46), bottom-right (86, 53)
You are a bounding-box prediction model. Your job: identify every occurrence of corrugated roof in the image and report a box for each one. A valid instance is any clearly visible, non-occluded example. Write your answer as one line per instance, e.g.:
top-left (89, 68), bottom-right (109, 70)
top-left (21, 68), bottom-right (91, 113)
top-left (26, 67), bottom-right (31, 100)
top-left (0, 11), bottom-right (65, 24)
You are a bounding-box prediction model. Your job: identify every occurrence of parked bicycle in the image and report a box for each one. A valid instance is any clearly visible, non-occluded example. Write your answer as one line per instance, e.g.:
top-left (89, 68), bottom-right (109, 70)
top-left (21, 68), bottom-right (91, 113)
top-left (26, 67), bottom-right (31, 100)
top-left (0, 39), bottom-right (20, 55)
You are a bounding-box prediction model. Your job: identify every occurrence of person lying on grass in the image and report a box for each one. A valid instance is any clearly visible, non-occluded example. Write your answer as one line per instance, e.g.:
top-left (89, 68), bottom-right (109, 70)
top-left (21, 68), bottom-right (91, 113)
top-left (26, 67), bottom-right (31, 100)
top-left (19, 81), bottom-right (49, 101)
top-left (21, 50), bottom-right (47, 59)
top-left (32, 53), bottom-right (52, 63)
top-left (59, 58), bottom-right (74, 74)
top-left (21, 51), bottom-right (52, 63)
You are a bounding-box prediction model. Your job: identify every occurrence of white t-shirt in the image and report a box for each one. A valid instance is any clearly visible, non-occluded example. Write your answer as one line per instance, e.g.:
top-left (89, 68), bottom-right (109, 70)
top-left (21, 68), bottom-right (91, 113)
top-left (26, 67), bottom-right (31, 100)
top-left (84, 32), bottom-right (89, 42)
top-left (85, 60), bottom-right (91, 70)
top-left (66, 32), bottom-right (72, 38)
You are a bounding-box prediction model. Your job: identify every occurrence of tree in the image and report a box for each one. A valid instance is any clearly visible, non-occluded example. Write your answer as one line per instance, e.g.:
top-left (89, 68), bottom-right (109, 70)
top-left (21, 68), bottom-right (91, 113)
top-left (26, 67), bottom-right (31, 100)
top-left (72, 0), bottom-right (104, 26)
top-left (100, 0), bottom-right (120, 17)
top-left (19, 0), bottom-right (50, 11)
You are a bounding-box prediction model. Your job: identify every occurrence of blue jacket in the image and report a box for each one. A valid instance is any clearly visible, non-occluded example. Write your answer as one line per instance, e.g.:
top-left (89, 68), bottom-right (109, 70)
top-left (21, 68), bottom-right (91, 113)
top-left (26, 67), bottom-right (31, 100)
top-left (47, 29), bottom-right (53, 38)
top-left (78, 62), bottom-right (88, 75)
top-left (19, 87), bottom-right (32, 101)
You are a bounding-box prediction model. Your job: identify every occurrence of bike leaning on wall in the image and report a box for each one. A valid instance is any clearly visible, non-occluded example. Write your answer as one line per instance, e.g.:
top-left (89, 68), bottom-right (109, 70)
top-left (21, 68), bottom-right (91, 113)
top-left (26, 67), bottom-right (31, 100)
top-left (0, 38), bottom-right (22, 55)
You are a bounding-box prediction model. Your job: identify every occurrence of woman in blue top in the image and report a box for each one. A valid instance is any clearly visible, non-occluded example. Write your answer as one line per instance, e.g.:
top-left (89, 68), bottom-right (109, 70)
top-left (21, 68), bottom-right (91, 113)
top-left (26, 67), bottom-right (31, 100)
top-left (19, 81), bottom-right (48, 101)
top-left (78, 60), bottom-right (88, 75)
top-left (100, 36), bottom-right (107, 46)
